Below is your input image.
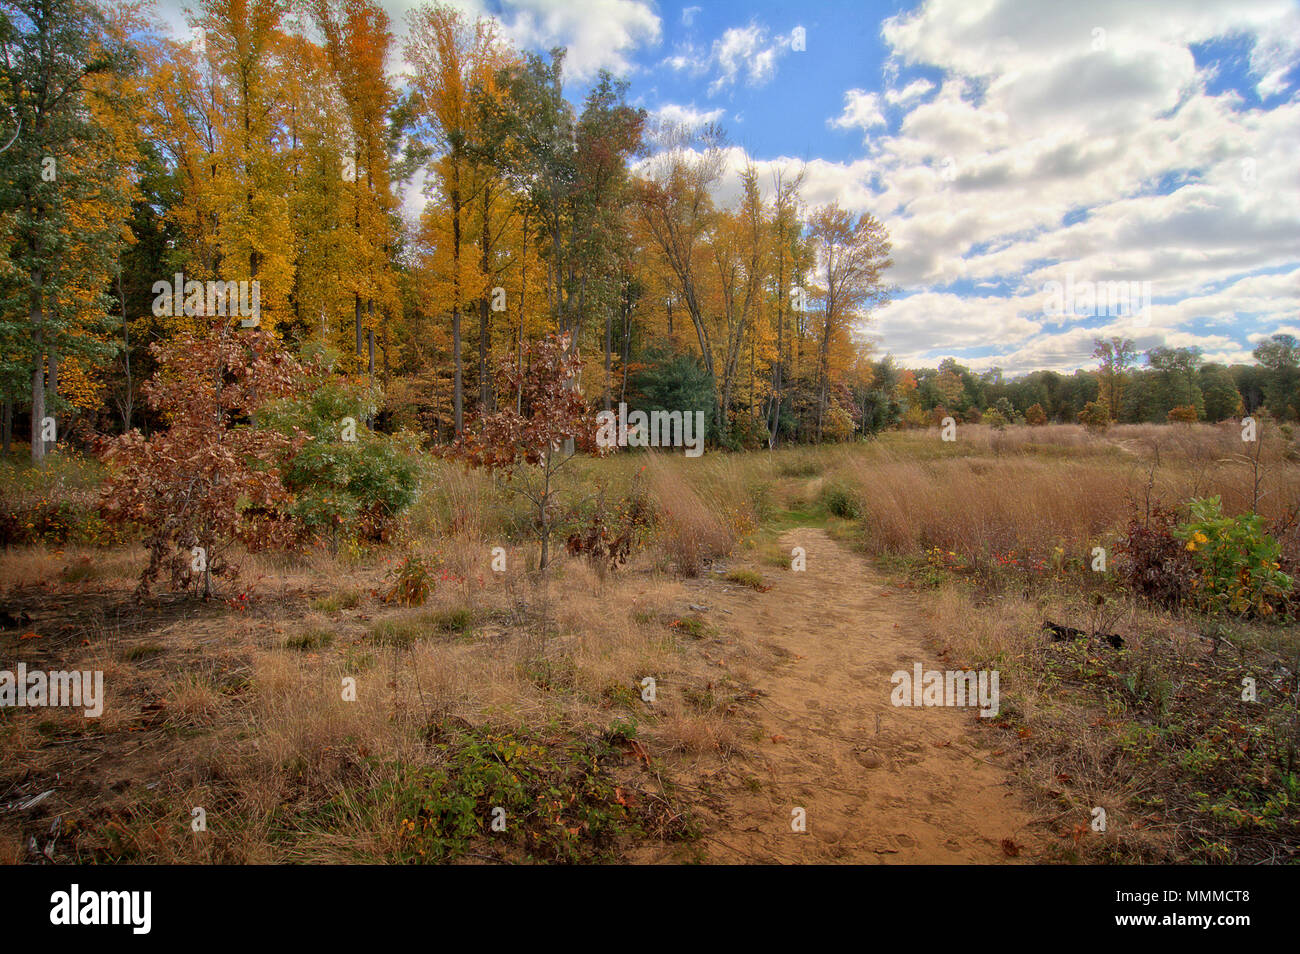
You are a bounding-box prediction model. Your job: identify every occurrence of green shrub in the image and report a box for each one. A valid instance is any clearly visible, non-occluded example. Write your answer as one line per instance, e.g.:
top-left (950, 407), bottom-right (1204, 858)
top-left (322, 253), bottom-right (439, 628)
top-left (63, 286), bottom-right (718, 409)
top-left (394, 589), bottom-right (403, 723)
top-left (261, 381), bottom-right (419, 547)
top-left (1175, 497), bottom-right (1292, 617)
top-left (374, 725), bottom-right (671, 863)
top-left (285, 627), bottom-right (335, 651)
top-left (723, 568), bottom-right (767, 590)
top-left (821, 483), bottom-right (863, 520)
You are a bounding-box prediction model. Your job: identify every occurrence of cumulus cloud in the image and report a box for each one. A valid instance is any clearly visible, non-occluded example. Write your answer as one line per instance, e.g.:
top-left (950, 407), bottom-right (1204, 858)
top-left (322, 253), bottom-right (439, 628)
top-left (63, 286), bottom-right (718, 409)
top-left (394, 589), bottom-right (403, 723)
top-left (498, 0), bottom-right (661, 80)
top-left (663, 20), bottom-right (799, 95)
top-left (807, 0), bottom-right (1300, 371)
top-left (830, 89), bottom-right (886, 135)
top-left (650, 103), bottom-right (726, 132)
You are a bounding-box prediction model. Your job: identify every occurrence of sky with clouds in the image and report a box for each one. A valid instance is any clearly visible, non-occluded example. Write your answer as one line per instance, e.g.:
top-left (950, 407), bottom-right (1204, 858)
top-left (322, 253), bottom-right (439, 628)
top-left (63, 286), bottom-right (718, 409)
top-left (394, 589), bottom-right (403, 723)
top-left (154, 0), bottom-right (1300, 375)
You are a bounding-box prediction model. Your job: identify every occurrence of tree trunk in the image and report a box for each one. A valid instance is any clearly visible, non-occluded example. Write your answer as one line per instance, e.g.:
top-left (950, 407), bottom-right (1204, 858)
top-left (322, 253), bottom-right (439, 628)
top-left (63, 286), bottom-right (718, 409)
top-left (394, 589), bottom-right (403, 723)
top-left (30, 266), bottom-right (45, 464)
top-left (354, 292), bottom-right (363, 356)
top-left (479, 184), bottom-right (493, 412)
top-left (452, 305), bottom-right (463, 433)
top-left (119, 264), bottom-right (132, 431)
top-left (603, 306), bottom-right (613, 412)
top-left (451, 164), bottom-right (464, 434)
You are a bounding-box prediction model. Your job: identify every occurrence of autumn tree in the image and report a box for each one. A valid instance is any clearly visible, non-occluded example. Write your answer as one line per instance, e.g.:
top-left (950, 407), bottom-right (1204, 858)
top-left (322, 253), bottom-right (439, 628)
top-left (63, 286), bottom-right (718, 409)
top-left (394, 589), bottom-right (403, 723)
top-left (100, 318), bottom-right (305, 598)
top-left (634, 120), bottom-right (725, 431)
top-left (0, 0), bottom-right (135, 461)
top-left (455, 332), bottom-right (599, 572)
top-left (405, 2), bottom-right (505, 433)
top-left (806, 202), bottom-right (891, 442)
top-left (195, 0), bottom-right (297, 329)
top-left (314, 0), bottom-right (400, 375)
top-left (765, 165), bottom-right (804, 446)
top-left (1093, 336), bottom-right (1136, 422)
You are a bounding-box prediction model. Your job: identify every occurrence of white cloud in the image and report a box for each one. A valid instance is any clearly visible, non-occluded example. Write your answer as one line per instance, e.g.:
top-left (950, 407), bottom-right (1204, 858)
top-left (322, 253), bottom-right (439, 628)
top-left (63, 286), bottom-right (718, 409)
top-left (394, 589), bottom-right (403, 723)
top-left (498, 0), bottom-right (662, 80)
top-left (650, 103), bottom-right (726, 132)
top-left (830, 89), bottom-right (886, 135)
top-left (664, 20), bottom-right (796, 95)
top-left (884, 78), bottom-right (934, 108)
top-left (806, 0), bottom-right (1300, 370)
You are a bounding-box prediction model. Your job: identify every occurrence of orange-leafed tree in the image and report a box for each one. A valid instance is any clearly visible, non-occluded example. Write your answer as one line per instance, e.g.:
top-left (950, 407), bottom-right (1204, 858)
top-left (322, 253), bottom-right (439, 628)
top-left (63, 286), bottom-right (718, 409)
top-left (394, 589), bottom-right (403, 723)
top-left (455, 332), bottom-right (600, 571)
top-left (100, 319), bottom-right (306, 598)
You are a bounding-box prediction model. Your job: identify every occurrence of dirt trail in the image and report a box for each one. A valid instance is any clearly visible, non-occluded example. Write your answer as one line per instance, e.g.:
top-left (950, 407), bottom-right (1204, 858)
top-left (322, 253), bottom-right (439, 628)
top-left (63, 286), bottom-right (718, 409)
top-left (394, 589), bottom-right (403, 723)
top-left (691, 527), bottom-right (1042, 863)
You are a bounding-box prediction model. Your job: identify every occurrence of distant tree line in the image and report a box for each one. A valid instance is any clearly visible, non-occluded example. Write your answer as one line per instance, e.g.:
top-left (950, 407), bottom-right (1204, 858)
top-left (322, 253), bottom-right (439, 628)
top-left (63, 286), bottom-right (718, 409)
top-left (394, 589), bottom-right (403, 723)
top-left (851, 334), bottom-right (1300, 436)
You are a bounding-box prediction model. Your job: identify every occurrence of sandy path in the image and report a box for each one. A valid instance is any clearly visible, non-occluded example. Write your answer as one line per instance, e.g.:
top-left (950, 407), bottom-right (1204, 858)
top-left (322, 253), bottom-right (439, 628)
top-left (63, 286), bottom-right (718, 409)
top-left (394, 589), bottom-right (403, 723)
top-left (692, 527), bottom-right (1041, 863)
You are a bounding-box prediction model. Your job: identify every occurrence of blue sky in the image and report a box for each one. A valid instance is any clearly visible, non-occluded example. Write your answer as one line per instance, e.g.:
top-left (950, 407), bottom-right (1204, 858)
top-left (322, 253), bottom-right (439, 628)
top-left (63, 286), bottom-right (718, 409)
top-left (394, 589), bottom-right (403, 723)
top-left (155, 0), bottom-right (1300, 374)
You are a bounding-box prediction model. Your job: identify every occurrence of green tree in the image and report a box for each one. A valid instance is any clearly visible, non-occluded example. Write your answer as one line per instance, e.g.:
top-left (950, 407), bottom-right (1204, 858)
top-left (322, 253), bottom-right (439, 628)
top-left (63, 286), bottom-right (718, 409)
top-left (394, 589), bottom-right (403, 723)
top-left (1093, 336), bottom-right (1136, 422)
top-left (0, 0), bottom-right (133, 461)
top-left (1252, 334), bottom-right (1300, 420)
top-left (1199, 363), bottom-right (1241, 422)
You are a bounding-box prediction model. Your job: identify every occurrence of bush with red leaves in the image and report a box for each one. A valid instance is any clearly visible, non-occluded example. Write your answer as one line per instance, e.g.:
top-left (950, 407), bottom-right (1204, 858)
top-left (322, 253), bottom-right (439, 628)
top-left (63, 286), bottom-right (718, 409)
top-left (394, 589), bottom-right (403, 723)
top-left (1115, 499), bottom-right (1195, 609)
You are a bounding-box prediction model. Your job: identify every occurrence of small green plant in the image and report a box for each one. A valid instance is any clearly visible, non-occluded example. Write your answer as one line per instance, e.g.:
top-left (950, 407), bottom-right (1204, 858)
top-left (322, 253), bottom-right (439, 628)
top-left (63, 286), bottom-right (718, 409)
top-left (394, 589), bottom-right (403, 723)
top-left (375, 724), bottom-right (679, 863)
top-left (669, 615), bottom-right (717, 639)
top-left (285, 627), bottom-right (335, 651)
top-left (428, 607), bottom-right (475, 635)
top-left (820, 483), bottom-right (862, 520)
top-left (1174, 496), bottom-right (1292, 617)
top-left (723, 568), bottom-right (768, 590)
top-left (311, 589), bottom-right (363, 612)
top-left (367, 618), bottom-right (422, 649)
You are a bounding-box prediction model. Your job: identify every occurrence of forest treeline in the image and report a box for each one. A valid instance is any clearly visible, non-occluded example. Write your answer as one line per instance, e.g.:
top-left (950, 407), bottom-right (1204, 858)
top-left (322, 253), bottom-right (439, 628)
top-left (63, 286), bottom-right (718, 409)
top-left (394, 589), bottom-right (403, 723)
top-left (881, 335), bottom-right (1300, 434)
top-left (0, 0), bottom-right (1288, 465)
top-left (0, 0), bottom-right (893, 460)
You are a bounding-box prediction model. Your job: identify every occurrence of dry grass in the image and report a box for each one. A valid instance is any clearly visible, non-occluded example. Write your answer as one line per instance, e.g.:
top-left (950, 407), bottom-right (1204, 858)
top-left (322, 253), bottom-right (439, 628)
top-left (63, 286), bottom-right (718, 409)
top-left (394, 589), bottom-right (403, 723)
top-left (4, 421), bottom-right (1297, 864)
top-left (806, 423), bottom-right (1300, 562)
top-left (644, 454), bottom-right (750, 576)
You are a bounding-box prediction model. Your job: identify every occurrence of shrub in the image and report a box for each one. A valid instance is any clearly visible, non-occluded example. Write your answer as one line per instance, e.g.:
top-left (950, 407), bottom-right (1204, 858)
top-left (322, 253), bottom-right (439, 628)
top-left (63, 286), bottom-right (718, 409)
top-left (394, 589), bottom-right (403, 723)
top-left (99, 320), bottom-right (305, 598)
top-left (723, 568), bottom-right (768, 590)
top-left (382, 553), bottom-right (435, 607)
top-left (1116, 500), bottom-right (1195, 609)
top-left (822, 403), bottom-right (856, 442)
top-left (1167, 405), bottom-right (1200, 424)
top-left (1174, 497), bottom-right (1293, 617)
top-left (1078, 400), bottom-right (1111, 432)
top-left (564, 483), bottom-right (657, 572)
top-left (455, 333), bottom-right (600, 572)
top-left (261, 380), bottom-right (419, 549)
top-left (821, 483), bottom-right (863, 519)
top-left (378, 724), bottom-right (667, 863)
top-left (1025, 403), bottom-right (1048, 426)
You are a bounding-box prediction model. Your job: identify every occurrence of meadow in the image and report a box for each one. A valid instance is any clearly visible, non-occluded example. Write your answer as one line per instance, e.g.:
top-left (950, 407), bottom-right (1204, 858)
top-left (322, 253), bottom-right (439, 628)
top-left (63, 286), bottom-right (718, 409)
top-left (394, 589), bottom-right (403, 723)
top-left (1, 421), bottom-right (1298, 863)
